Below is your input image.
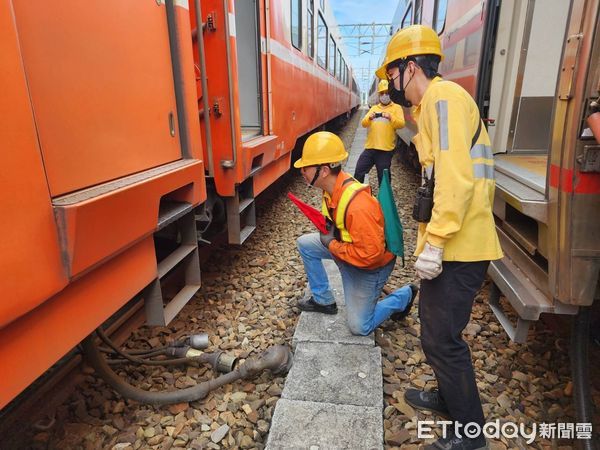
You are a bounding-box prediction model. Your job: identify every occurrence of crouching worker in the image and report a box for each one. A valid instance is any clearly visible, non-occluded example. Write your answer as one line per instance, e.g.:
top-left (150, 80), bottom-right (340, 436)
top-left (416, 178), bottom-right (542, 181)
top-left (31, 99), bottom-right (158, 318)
top-left (293, 131), bottom-right (417, 336)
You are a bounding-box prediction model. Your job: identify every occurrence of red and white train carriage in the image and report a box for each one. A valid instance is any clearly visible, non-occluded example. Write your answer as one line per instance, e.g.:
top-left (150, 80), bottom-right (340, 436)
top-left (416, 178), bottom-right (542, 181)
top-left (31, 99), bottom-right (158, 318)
top-left (376, 0), bottom-right (600, 435)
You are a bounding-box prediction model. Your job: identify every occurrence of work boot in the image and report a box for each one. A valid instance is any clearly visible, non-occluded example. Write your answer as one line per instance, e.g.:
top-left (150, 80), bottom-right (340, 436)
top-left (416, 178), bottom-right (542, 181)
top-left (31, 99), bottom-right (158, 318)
top-left (404, 389), bottom-right (450, 418)
top-left (424, 434), bottom-right (488, 450)
top-left (390, 283), bottom-right (419, 321)
top-left (297, 297), bottom-right (338, 315)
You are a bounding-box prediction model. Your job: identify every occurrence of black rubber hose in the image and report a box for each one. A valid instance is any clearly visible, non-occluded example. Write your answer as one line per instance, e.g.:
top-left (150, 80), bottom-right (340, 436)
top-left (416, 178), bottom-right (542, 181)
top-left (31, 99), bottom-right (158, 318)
top-left (82, 332), bottom-right (292, 405)
top-left (100, 347), bottom-right (168, 358)
top-left (106, 357), bottom-right (199, 366)
top-left (96, 327), bottom-right (166, 365)
top-left (571, 307), bottom-right (596, 450)
top-left (96, 329), bottom-right (219, 367)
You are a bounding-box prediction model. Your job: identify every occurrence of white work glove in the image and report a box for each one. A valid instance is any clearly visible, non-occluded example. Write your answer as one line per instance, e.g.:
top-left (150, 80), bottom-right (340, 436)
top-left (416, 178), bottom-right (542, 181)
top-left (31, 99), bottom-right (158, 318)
top-left (415, 243), bottom-right (443, 280)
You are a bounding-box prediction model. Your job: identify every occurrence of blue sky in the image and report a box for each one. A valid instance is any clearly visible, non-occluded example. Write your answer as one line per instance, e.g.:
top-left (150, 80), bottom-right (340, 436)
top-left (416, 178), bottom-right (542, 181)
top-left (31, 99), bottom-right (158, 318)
top-left (329, 0), bottom-right (400, 93)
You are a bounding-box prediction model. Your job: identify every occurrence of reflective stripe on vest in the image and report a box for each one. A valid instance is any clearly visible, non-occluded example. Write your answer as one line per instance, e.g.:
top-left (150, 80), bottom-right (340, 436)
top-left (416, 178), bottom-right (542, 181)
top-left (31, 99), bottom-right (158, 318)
top-left (321, 180), bottom-right (369, 243)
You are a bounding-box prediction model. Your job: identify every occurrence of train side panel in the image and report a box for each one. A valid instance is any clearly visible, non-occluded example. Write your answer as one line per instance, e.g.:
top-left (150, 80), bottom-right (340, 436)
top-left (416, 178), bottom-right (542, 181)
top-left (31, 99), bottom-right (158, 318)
top-left (1, 1), bottom-right (206, 409)
top-left (0, 0), bottom-right (69, 328)
top-left (11, 0), bottom-right (185, 196)
top-left (437, 0), bottom-right (486, 96)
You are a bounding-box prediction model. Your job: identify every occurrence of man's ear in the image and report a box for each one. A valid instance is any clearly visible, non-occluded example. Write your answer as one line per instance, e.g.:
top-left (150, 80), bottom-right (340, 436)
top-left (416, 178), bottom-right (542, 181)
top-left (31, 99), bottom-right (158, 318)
top-left (410, 60), bottom-right (421, 76)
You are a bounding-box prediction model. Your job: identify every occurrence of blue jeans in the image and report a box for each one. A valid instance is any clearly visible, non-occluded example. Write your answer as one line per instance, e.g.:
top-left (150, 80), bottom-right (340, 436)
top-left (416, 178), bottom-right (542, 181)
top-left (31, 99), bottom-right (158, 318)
top-left (296, 233), bottom-right (413, 336)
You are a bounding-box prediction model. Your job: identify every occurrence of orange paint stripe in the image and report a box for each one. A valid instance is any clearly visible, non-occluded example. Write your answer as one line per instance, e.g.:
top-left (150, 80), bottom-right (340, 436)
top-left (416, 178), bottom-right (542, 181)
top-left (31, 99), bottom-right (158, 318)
top-left (550, 164), bottom-right (600, 194)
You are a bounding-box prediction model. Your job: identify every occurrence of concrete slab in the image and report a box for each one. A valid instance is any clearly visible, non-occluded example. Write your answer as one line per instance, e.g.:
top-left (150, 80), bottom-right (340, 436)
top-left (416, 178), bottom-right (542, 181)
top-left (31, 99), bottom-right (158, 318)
top-left (266, 398), bottom-right (383, 450)
top-left (267, 114), bottom-right (383, 449)
top-left (292, 306), bottom-right (373, 347)
top-left (282, 342), bottom-right (383, 408)
top-left (344, 126), bottom-right (369, 184)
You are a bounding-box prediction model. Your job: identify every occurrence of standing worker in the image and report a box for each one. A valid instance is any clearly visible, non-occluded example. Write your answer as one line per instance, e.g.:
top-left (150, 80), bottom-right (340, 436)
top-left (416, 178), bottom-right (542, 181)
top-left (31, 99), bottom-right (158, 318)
top-left (377, 25), bottom-right (503, 450)
top-left (354, 79), bottom-right (405, 186)
top-left (293, 131), bottom-right (417, 336)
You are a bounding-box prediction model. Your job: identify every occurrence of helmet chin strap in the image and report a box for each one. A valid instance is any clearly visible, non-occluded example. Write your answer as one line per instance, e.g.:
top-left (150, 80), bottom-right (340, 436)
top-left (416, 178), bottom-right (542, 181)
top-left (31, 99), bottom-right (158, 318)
top-left (309, 166), bottom-right (321, 187)
top-left (403, 68), bottom-right (415, 93)
top-left (392, 62), bottom-right (414, 108)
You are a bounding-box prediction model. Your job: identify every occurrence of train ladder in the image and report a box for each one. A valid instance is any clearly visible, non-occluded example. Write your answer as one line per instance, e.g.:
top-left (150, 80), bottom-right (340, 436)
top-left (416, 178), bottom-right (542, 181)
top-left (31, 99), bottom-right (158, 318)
top-left (143, 201), bottom-right (201, 326)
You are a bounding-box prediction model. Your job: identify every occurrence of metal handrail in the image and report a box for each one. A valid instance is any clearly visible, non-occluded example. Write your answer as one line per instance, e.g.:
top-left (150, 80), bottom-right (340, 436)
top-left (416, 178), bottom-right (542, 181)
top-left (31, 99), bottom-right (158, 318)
top-left (221, 0), bottom-right (237, 168)
top-left (194, 0), bottom-right (214, 176)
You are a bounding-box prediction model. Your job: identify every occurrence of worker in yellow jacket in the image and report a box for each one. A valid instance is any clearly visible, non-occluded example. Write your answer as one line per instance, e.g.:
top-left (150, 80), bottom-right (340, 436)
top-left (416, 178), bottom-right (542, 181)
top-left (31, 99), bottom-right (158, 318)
top-left (377, 25), bottom-right (503, 450)
top-left (354, 79), bottom-right (405, 186)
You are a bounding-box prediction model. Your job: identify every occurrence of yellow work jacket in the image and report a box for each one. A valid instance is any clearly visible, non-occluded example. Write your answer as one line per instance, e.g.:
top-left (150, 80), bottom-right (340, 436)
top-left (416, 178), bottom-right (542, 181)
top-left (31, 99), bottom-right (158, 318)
top-left (412, 77), bottom-right (503, 262)
top-left (361, 102), bottom-right (405, 151)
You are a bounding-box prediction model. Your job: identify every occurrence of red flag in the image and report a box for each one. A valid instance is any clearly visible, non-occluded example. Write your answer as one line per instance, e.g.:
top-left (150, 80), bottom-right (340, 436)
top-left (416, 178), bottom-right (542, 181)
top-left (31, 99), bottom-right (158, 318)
top-left (287, 192), bottom-right (328, 233)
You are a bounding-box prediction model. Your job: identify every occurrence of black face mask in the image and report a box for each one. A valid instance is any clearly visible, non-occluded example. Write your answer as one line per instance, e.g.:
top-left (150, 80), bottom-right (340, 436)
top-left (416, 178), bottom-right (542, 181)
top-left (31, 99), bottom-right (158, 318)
top-left (388, 63), bottom-right (414, 108)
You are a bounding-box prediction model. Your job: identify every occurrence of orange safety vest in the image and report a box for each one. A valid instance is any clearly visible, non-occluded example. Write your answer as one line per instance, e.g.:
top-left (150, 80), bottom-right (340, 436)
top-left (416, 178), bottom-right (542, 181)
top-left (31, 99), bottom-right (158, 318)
top-left (321, 178), bottom-right (370, 243)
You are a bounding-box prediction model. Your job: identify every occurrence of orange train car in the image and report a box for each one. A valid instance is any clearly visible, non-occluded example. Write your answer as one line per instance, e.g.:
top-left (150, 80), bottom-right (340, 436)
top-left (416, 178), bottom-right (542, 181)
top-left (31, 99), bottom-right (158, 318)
top-left (0, 0), bottom-right (207, 409)
top-left (1, 0), bottom-right (359, 410)
top-left (190, 0), bottom-right (360, 244)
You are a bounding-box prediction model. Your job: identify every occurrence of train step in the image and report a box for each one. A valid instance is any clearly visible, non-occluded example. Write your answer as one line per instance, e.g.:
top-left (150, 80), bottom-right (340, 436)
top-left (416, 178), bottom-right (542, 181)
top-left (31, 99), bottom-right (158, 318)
top-left (494, 156), bottom-right (548, 224)
top-left (488, 256), bottom-right (578, 343)
top-left (226, 177), bottom-right (256, 245)
top-left (144, 210), bottom-right (201, 326)
top-left (242, 134), bottom-right (278, 159)
top-left (157, 200), bottom-right (194, 230)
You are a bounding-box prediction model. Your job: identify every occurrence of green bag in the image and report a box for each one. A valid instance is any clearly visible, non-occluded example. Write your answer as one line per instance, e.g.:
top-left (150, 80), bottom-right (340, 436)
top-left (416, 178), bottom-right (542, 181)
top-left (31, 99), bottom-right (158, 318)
top-left (377, 169), bottom-right (405, 264)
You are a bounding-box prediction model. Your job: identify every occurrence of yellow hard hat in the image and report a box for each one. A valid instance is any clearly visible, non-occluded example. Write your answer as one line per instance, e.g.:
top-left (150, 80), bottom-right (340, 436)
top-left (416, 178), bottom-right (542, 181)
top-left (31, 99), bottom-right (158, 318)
top-left (376, 25), bottom-right (443, 79)
top-left (293, 132), bottom-right (348, 168)
top-left (377, 80), bottom-right (389, 93)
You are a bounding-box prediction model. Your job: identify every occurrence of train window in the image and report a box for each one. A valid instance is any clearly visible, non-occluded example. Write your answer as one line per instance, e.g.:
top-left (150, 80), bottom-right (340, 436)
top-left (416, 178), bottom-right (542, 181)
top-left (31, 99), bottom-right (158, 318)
top-left (433, 0), bottom-right (448, 34)
top-left (291, 0), bottom-right (302, 50)
top-left (307, 0), bottom-right (314, 58)
top-left (401, 4), bottom-right (413, 29)
top-left (320, 0), bottom-right (325, 11)
top-left (317, 13), bottom-right (327, 69)
top-left (329, 35), bottom-right (336, 75)
top-left (337, 49), bottom-right (342, 80)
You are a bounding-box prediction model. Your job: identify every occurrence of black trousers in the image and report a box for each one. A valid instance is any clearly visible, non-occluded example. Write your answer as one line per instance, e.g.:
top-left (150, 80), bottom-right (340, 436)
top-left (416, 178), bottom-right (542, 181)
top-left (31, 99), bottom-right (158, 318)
top-left (353, 149), bottom-right (394, 186)
top-left (419, 260), bottom-right (489, 427)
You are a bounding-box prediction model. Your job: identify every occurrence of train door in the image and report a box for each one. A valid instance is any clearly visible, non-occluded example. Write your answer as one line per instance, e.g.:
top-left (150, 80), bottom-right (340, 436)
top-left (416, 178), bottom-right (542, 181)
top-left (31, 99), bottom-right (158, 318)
top-left (485, 0), bottom-right (577, 342)
top-left (235, 0), bottom-right (263, 141)
top-left (488, 0), bottom-right (570, 156)
top-left (475, 0), bottom-right (501, 120)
